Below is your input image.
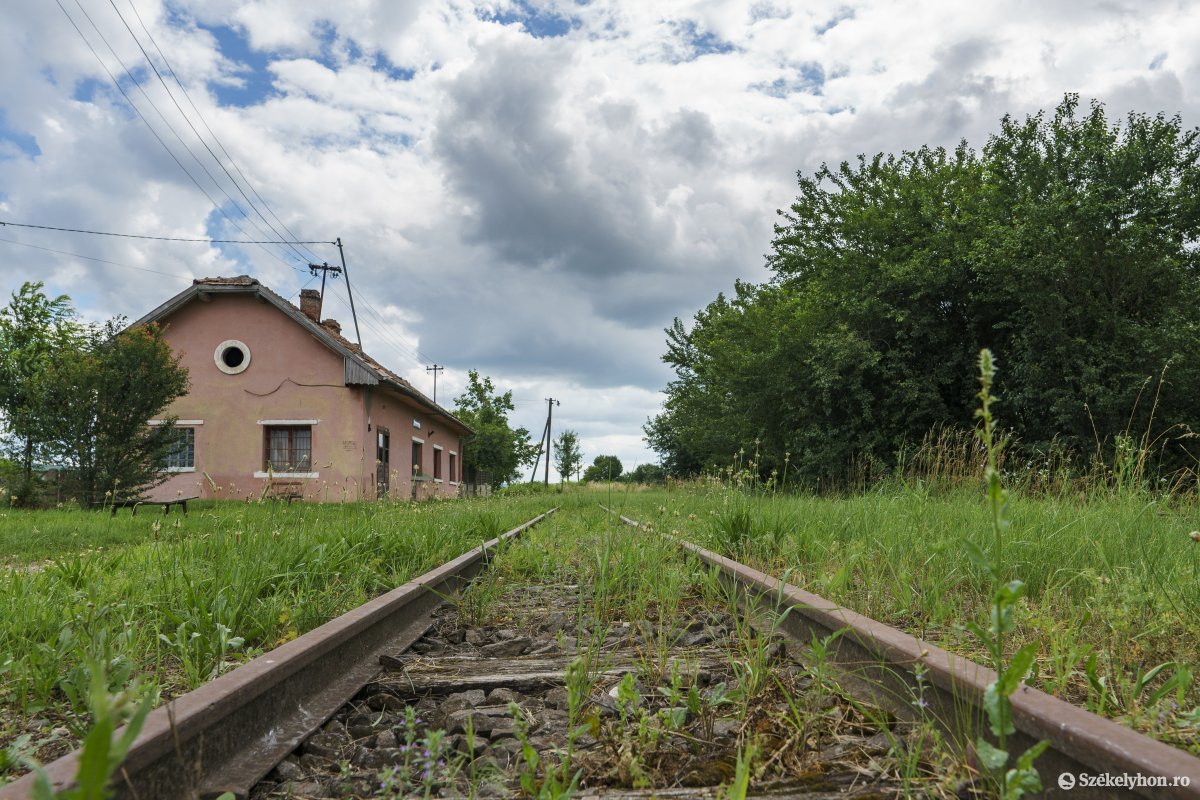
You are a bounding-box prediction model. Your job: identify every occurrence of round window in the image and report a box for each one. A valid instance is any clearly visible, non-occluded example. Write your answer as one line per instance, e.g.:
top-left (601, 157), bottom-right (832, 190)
top-left (214, 339), bottom-right (251, 374)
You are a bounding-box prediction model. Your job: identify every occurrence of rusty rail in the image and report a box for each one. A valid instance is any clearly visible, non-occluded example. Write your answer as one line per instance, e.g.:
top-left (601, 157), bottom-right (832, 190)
top-left (611, 509), bottom-right (1200, 800)
top-left (2, 509), bottom-right (556, 800)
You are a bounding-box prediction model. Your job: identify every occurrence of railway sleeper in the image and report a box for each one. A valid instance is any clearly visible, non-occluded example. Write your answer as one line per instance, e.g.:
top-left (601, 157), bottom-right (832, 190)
top-left (249, 572), bottom-right (940, 798)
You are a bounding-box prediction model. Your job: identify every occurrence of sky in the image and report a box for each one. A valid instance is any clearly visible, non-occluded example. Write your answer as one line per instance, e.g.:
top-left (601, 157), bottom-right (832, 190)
top-left (2, 0), bottom-right (1198, 480)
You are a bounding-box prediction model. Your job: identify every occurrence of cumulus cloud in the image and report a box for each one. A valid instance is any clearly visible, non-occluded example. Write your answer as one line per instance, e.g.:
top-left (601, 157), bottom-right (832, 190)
top-left (2, 0), bottom-right (1199, 474)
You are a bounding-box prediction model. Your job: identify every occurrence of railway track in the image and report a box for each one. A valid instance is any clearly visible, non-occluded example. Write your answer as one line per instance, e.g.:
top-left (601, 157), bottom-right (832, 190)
top-left (3, 503), bottom-right (1198, 798)
top-left (611, 509), bottom-right (1200, 800)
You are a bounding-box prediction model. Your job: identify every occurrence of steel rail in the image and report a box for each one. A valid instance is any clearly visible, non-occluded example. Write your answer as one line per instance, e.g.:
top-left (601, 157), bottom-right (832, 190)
top-left (1, 509), bottom-right (556, 800)
top-left (612, 510), bottom-right (1200, 799)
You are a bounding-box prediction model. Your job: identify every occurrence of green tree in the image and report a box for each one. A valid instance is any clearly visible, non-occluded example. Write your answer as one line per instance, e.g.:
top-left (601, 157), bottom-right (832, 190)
top-left (552, 429), bottom-right (583, 483)
top-left (453, 370), bottom-right (538, 489)
top-left (649, 95), bottom-right (1200, 483)
top-left (38, 319), bottom-right (190, 502)
top-left (0, 282), bottom-right (80, 505)
top-left (628, 463), bottom-right (666, 484)
top-left (582, 454), bottom-right (623, 482)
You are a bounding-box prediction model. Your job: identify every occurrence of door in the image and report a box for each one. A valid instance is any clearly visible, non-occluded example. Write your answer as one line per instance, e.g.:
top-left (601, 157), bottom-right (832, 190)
top-left (376, 428), bottom-right (390, 498)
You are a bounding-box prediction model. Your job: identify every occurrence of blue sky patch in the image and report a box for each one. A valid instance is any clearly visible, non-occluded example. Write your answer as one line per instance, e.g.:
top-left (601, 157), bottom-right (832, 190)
top-left (481, 1), bottom-right (577, 38)
top-left (202, 24), bottom-right (276, 107)
top-left (1149, 52), bottom-right (1167, 70)
top-left (675, 20), bottom-right (735, 59)
top-left (375, 54), bottom-right (416, 82)
top-left (0, 110), bottom-right (40, 160)
top-left (752, 61), bottom-right (825, 98)
top-left (0, 107), bottom-right (39, 160)
top-left (816, 6), bottom-right (855, 35)
top-left (72, 77), bottom-right (108, 104)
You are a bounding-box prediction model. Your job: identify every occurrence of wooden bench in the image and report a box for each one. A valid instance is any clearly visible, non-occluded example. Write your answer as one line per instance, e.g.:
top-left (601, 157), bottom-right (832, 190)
top-left (106, 496), bottom-right (198, 517)
top-left (263, 480), bottom-right (304, 503)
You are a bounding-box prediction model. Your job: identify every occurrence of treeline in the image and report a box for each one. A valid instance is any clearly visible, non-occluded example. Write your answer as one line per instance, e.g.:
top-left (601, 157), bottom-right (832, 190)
top-left (0, 283), bottom-right (189, 506)
top-left (646, 96), bottom-right (1200, 486)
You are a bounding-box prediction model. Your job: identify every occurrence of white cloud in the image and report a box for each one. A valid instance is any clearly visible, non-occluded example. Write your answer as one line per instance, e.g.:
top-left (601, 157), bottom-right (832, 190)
top-left (2, 0), bottom-right (1198, 475)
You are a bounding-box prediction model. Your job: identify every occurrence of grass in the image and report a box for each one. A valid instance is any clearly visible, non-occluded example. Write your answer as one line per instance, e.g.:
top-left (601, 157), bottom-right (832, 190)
top-left (0, 496), bottom-right (552, 780)
top-left (608, 482), bottom-right (1200, 755)
top-left (473, 497), bottom-right (957, 796)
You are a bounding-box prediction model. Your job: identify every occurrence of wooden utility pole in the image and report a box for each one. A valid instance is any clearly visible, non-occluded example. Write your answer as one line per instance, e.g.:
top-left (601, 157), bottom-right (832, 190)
top-left (426, 364), bottom-right (443, 403)
top-left (334, 237), bottom-right (362, 346)
top-left (528, 416), bottom-right (550, 484)
top-left (544, 398), bottom-right (559, 486)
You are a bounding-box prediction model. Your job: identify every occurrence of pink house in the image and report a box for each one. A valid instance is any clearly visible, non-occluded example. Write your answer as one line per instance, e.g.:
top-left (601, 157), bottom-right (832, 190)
top-left (136, 276), bottom-right (472, 502)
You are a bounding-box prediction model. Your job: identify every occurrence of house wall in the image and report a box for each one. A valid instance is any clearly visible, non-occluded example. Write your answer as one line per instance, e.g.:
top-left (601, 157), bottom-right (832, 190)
top-left (149, 293), bottom-right (365, 502)
top-left (367, 397), bottom-right (464, 501)
top-left (147, 291), bottom-right (464, 503)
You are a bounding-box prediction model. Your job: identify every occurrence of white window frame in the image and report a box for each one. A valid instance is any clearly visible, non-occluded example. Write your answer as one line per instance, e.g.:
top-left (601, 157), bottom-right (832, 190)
top-left (260, 423), bottom-right (316, 477)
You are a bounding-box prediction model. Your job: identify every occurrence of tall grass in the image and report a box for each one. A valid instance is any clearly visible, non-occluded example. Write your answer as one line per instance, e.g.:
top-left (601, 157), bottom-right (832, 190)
top-left (0, 496), bottom-right (550, 770)
top-left (617, 486), bottom-right (1200, 753)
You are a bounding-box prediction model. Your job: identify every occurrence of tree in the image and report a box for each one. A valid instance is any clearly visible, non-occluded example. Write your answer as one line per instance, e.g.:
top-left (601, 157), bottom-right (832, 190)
top-left (628, 463), bottom-right (666, 484)
top-left (552, 429), bottom-right (583, 482)
top-left (648, 95), bottom-right (1200, 483)
top-left (0, 285), bottom-right (191, 504)
top-left (453, 370), bottom-right (538, 489)
top-left (38, 319), bottom-right (190, 501)
top-left (583, 455), bottom-right (623, 482)
top-left (0, 282), bottom-right (80, 505)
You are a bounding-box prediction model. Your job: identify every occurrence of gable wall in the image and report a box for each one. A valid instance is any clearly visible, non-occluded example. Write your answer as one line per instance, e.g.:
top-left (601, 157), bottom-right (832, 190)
top-left (149, 293), bottom-right (369, 501)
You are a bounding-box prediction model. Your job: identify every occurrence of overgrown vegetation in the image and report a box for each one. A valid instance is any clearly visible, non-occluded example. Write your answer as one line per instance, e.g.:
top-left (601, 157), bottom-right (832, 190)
top-left (0, 496), bottom-right (550, 781)
top-left (453, 370), bottom-right (540, 490)
top-left (647, 95), bottom-right (1200, 485)
top-left (612, 481), bottom-right (1200, 757)
top-left (0, 282), bottom-right (189, 507)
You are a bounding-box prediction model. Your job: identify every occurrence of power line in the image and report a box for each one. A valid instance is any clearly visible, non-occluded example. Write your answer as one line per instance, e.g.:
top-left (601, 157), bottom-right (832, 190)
top-left (348, 285), bottom-right (438, 364)
top-left (121, 0), bottom-right (325, 266)
top-left (71, 0), bottom-right (300, 265)
top-left (339, 301), bottom-right (430, 371)
top-left (54, 0), bottom-right (301, 271)
top-left (0, 219), bottom-right (333, 244)
top-left (107, 0), bottom-right (314, 265)
top-left (0, 234), bottom-right (194, 281)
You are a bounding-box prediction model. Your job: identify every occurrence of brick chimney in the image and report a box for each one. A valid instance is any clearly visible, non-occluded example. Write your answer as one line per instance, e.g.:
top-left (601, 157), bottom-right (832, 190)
top-left (299, 289), bottom-right (322, 322)
top-left (322, 318), bottom-right (342, 335)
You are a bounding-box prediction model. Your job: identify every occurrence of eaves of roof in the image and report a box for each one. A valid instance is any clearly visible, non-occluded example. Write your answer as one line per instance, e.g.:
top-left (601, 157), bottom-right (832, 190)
top-left (133, 277), bottom-right (475, 436)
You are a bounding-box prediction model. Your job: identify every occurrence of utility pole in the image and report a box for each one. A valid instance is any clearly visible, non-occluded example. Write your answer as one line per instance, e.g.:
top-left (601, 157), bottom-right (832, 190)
top-left (544, 398), bottom-right (559, 486)
top-left (334, 237), bottom-right (362, 347)
top-left (307, 261), bottom-right (342, 317)
top-left (528, 415), bottom-right (550, 484)
top-left (426, 364), bottom-right (444, 404)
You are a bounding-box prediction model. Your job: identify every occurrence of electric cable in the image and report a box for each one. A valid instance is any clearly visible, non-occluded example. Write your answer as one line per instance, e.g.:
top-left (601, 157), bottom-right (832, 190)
top-left (0, 219), bottom-right (332, 244)
top-left (107, 0), bottom-right (313, 265)
top-left (0, 234), bottom-right (194, 281)
top-left (56, 0), bottom-right (301, 271)
top-left (123, 0), bottom-right (325, 266)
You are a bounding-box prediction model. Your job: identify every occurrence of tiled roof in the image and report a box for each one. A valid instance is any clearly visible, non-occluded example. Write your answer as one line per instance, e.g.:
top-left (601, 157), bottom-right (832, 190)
top-left (192, 275), bottom-right (258, 286)
top-left (153, 276), bottom-right (471, 433)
